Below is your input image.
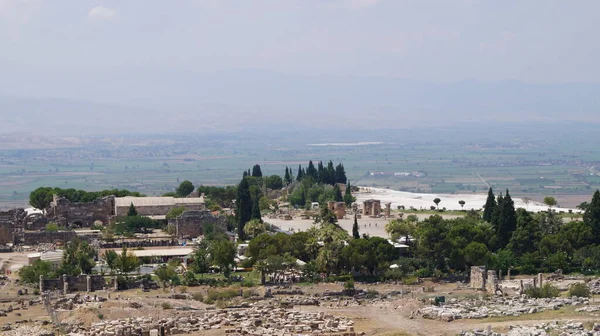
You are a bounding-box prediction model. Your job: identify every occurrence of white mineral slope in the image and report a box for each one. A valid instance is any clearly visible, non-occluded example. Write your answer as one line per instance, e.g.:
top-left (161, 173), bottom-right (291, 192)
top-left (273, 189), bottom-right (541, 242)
top-left (354, 187), bottom-right (578, 213)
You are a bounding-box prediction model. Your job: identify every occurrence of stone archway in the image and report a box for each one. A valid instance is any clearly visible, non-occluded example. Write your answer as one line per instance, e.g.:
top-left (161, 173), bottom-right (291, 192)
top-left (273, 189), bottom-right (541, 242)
top-left (70, 219), bottom-right (85, 228)
top-left (25, 213), bottom-right (48, 231)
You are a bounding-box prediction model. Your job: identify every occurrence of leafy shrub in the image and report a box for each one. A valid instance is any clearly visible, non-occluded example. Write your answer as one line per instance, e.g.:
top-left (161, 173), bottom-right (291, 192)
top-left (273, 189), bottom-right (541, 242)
top-left (204, 289), bottom-right (241, 304)
top-left (365, 290), bottom-right (379, 299)
top-left (402, 276), bottom-right (418, 286)
top-left (525, 284), bottom-right (560, 298)
top-left (344, 279), bottom-right (355, 290)
top-left (241, 279), bottom-right (255, 288)
top-left (161, 302), bottom-right (172, 310)
top-left (242, 289), bottom-right (253, 299)
top-left (97, 313), bottom-right (104, 320)
top-left (192, 292), bottom-right (204, 302)
top-left (414, 268), bottom-right (434, 278)
top-left (568, 283), bottom-right (591, 298)
top-left (179, 286), bottom-right (188, 293)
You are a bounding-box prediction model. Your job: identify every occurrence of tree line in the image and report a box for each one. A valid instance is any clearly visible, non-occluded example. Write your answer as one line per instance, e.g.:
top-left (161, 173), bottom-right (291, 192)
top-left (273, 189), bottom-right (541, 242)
top-left (29, 187), bottom-right (144, 210)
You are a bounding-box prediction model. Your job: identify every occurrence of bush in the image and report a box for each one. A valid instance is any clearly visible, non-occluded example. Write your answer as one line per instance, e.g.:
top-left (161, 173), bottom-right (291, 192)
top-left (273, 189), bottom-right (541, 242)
top-left (525, 284), bottom-right (560, 298)
top-left (568, 283), bottom-right (591, 298)
top-left (365, 290), bottom-right (379, 299)
top-left (204, 289), bottom-right (241, 304)
top-left (344, 279), bottom-right (355, 290)
top-left (161, 302), bottom-right (172, 310)
top-left (97, 313), bottom-right (104, 320)
top-left (241, 279), bottom-right (255, 288)
top-left (192, 292), bottom-right (204, 302)
top-left (402, 276), bottom-right (418, 286)
top-left (242, 289), bottom-right (253, 299)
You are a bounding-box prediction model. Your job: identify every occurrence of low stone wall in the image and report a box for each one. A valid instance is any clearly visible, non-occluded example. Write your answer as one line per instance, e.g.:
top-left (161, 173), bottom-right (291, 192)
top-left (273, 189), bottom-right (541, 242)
top-left (470, 266), bottom-right (486, 290)
top-left (19, 231), bottom-right (77, 245)
top-left (40, 274), bottom-right (106, 293)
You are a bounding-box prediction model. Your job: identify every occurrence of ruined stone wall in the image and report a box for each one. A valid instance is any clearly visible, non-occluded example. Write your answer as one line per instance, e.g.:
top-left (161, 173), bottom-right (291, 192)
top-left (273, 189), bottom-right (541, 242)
top-left (362, 200), bottom-right (381, 217)
top-left (470, 266), bottom-right (487, 290)
top-left (486, 270), bottom-right (498, 293)
top-left (115, 203), bottom-right (205, 217)
top-left (169, 210), bottom-right (227, 239)
top-left (49, 195), bottom-right (115, 227)
top-left (327, 202), bottom-right (346, 219)
top-left (40, 274), bottom-right (106, 293)
top-left (20, 231), bottom-right (77, 245)
top-left (0, 223), bottom-right (13, 245)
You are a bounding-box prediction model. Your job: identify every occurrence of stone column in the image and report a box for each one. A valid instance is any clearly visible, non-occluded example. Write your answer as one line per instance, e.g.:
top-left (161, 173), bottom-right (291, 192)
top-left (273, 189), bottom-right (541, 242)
top-left (498, 270), bottom-right (502, 281)
top-left (62, 274), bottom-right (69, 295)
top-left (385, 203), bottom-right (391, 217)
top-left (507, 268), bottom-right (511, 280)
top-left (86, 275), bottom-right (92, 292)
top-left (537, 273), bottom-right (543, 288)
top-left (519, 280), bottom-right (524, 294)
top-left (532, 277), bottom-right (537, 289)
top-left (113, 276), bottom-right (118, 291)
top-left (39, 275), bottom-right (45, 293)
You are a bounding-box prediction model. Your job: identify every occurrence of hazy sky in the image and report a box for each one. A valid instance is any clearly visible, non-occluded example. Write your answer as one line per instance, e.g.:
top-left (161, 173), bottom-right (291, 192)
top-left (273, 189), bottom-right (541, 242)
top-left (1, 0), bottom-right (599, 83)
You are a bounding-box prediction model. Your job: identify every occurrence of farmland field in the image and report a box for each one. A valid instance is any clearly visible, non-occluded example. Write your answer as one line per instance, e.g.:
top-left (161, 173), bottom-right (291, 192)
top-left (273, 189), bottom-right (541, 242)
top-left (1, 123), bottom-right (599, 209)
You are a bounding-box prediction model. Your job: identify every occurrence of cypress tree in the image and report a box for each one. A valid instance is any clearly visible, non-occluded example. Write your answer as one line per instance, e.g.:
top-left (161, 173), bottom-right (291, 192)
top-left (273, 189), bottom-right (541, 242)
top-left (343, 182), bottom-right (354, 206)
top-left (307, 161), bottom-right (318, 180)
top-left (284, 167), bottom-right (291, 185)
top-left (236, 177), bottom-right (252, 240)
top-left (251, 195), bottom-right (262, 222)
top-left (335, 163), bottom-right (347, 184)
top-left (482, 187), bottom-right (496, 223)
top-left (584, 190), bottom-right (600, 244)
top-left (251, 164), bottom-right (263, 177)
top-left (352, 214), bottom-right (360, 239)
top-left (333, 183), bottom-right (343, 202)
top-left (317, 161), bottom-right (325, 183)
top-left (326, 161), bottom-right (335, 185)
top-left (297, 165), bottom-right (304, 181)
top-left (127, 202), bottom-right (138, 216)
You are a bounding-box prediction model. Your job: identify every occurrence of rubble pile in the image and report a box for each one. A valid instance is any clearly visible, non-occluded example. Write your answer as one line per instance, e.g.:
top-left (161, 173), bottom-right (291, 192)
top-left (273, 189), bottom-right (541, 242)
top-left (421, 296), bottom-right (589, 321)
top-left (589, 279), bottom-right (600, 295)
top-left (66, 304), bottom-right (354, 336)
top-left (460, 321), bottom-right (600, 336)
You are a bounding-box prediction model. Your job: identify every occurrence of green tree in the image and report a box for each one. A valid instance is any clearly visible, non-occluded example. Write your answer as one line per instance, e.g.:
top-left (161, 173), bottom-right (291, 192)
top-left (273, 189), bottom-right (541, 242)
top-left (127, 202), bottom-right (138, 216)
top-left (333, 184), bottom-right (343, 202)
top-left (315, 206), bottom-right (338, 225)
top-left (352, 214), bottom-right (360, 239)
top-left (493, 190), bottom-right (517, 248)
top-left (251, 164), bottom-right (263, 177)
top-left (296, 165), bottom-right (304, 181)
top-left (59, 239), bottom-right (97, 275)
top-left (343, 182), bottom-right (355, 207)
top-left (166, 206), bottom-right (186, 220)
top-left (433, 198), bottom-right (441, 209)
top-left (284, 167), bottom-right (291, 186)
top-left (101, 250), bottom-right (119, 275)
top-left (463, 242), bottom-right (489, 266)
top-left (115, 248), bottom-right (140, 274)
top-left (245, 218), bottom-right (267, 238)
top-left (543, 196), bottom-right (557, 208)
top-left (306, 161), bottom-right (318, 180)
top-left (509, 209), bottom-right (542, 256)
top-left (176, 180), bottom-right (195, 197)
top-left (211, 238), bottom-right (236, 278)
top-left (335, 163), bottom-right (347, 184)
top-left (45, 222), bottom-right (59, 232)
top-left (414, 215), bottom-right (450, 270)
top-left (236, 176), bottom-right (252, 240)
top-left (29, 187), bottom-right (54, 211)
top-left (19, 260), bottom-right (53, 284)
top-left (251, 195), bottom-right (262, 222)
top-left (155, 264), bottom-right (176, 289)
top-left (191, 240), bottom-right (211, 276)
top-left (583, 190), bottom-right (600, 244)
top-left (483, 187), bottom-right (496, 223)
top-left (265, 175), bottom-right (283, 190)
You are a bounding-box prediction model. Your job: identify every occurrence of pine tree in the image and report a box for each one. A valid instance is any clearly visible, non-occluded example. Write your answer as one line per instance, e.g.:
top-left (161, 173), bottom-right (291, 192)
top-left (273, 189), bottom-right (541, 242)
top-left (127, 202), bottom-right (138, 216)
top-left (299, 190), bottom-right (306, 206)
top-left (352, 214), bottom-right (360, 239)
top-left (333, 183), bottom-right (343, 202)
top-left (493, 190), bottom-right (517, 248)
top-left (482, 187), bottom-right (496, 223)
top-left (491, 192), bottom-right (504, 233)
top-left (297, 165), bottom-right (304, 181)
top-left (251, 165), bottom-right (263, 178)
top-left (584, 190), bottom-right (600, 244)
top-left (236, 177), bottom-right (252, 240)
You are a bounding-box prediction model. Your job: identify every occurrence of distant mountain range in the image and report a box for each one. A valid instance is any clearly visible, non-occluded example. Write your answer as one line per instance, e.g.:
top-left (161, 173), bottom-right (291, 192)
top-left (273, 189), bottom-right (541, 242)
top-left (1, 68), bottom-right (599, 135)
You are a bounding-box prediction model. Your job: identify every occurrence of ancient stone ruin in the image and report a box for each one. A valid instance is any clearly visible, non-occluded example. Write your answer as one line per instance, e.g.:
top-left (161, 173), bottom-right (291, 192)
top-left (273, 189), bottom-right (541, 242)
top-left (168, 210), bottom-right (227, 239)
top-left (362, 199), bottom-right (381, 217)
top-left (327, 201), bottom-right (346, 219)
